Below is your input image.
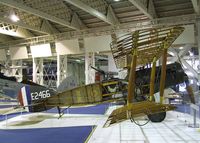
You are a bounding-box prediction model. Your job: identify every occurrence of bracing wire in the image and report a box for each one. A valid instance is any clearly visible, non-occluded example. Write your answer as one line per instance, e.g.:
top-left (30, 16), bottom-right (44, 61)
top-left (128, 111), bottom-right (150, 126)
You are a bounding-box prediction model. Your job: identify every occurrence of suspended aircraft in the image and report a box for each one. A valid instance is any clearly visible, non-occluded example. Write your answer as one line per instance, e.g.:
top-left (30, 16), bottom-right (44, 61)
top-left (0, 26), bottom-right (195, 127)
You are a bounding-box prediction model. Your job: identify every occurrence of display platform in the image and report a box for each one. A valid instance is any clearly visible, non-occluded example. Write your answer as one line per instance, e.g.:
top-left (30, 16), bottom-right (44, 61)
top-left (0, 104), bottom-right (199, 143)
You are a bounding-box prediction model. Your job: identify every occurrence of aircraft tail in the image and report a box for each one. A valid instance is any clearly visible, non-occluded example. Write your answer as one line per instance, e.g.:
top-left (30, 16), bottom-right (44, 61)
top-left (18, 86), bottom-right (32, 112)
top-left (17, 83), bottom-right (57, 112)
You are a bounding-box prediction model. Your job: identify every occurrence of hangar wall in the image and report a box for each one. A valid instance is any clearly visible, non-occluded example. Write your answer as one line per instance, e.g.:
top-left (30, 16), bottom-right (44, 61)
top-left (174, 25), bottom-right (195, 44)
top-left (0, 24), bottom-right (197, 88)
top-left (84, 35), bottom-right (112, 52)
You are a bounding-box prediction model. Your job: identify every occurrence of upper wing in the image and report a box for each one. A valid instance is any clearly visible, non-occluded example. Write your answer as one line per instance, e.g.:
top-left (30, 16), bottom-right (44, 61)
top-left (110, 27), bottom-right (184, 68)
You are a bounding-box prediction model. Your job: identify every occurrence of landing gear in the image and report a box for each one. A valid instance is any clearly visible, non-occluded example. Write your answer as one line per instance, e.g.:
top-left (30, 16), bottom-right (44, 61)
top-left (147, 112), bottom-right (166, 122)
top-left (57, 105), bottom-right (71, 119)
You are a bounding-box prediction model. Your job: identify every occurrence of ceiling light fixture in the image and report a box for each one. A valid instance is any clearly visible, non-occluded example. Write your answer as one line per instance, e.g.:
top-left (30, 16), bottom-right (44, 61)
top-left (114, 0), bottom-right (120, 2)
top-left (76, 59), bottom-right (81, 63)
top-left (188, 51), bottom-right (194, 56)
top-left (10, 13), bottom-right (20, 22)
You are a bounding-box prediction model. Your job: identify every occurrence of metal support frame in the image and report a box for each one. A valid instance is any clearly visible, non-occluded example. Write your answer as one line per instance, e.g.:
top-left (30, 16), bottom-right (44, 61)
top-left (85, 52), bottom-right (95, 84)
top-left (0, 0), bottom-right (80, 30)
top-left (57, 54), bottom-right (68, 87)
top-left (189, 103), bottom-right (200, 128)
top-left (32, 58), bottom-right (43, 85)
top-left (0, 22), bottom-right (33, 38)
top-left (0, 34), bottom-right (13, 43)
top-left (41, 20), bottom-right (59, 34)
top-left (11, 60), bottom-right (23, 82)
top-left (64, 0), bottom-right (117, 25)
top-left (196, 18), bottom-right (200, 81)
top-left (168, 45), bottom-right (199, 79)
top-left (32, 58), bottom-right (37, 83)
top-left (128, 0), bottom-right (156, 19)
top-left (0, 14), bottom-right (196, 49)
top-left (0, 14), bottom-right (50, 35)
top-left (149, 57), bottom-right (157, 101)
top-left (85, 52), bottom-right (89, 85)
top-left (181, 59), bottom-right (198, 78)
top-left (0, 54), bottom-right (12, 76)
top-left (159, 45), bottom-right (168, 104)
top-left (73, 63), bottom-right (78, 84)
top-left (43, 58), bottom-right (57, 89)
top-left (90, 52), bottom-right (95, 83)
top-left (168, 45), bottom-right (192, 63)
top-left (191, 0), bottom-right (200, 14)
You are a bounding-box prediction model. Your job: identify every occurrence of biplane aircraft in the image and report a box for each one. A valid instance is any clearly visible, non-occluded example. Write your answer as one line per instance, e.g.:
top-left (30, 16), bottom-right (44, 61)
top-left (0, 26), bottom-right (195, 127)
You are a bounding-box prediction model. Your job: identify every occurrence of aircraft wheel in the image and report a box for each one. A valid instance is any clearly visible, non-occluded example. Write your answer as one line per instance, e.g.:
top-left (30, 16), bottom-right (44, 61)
top-left (147, 112), bottom-right (166, 122)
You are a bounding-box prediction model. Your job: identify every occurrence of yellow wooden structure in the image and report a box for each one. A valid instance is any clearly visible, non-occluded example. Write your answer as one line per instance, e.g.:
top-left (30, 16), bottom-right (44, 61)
top-left (39, 80), bottom-right (125, 110)
top-left (103, 26), bottom-right (184, 127)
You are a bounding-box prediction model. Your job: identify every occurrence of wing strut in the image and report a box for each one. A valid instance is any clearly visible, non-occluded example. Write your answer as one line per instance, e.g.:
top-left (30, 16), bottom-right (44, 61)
top-left (159, 44), bottom-right (168, 103)
top-left (127, 31), bottom-right (139, 106)
top-left (149, 57), bottom-right (157, 101)
top-left (57, 105), bottom-right (71, 119)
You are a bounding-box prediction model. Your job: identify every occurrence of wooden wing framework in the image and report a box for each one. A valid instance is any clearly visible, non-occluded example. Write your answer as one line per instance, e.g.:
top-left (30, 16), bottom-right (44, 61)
top-left (103, 101), bottom-right (176, 127)
top-left (104, 26), bottom-right (184, 127)
top-left (110, 27), bottom-right (185, 68)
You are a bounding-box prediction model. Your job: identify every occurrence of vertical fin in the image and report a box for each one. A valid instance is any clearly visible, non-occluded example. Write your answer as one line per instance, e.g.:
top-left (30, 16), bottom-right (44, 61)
top-left (18, 86), bottom-right (32, 112)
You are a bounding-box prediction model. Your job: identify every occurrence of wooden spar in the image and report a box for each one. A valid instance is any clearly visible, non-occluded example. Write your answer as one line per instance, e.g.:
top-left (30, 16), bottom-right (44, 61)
top-left (127, 31), bottom-right (139, 106)
top-left (186, 85), bottom-right (195, 104)
top-left (149, 57), bottom-right (157, 101)
top-left (127, 49), bottom-right (137, 106)
top-left (159, 44), bottom-right (168, 104)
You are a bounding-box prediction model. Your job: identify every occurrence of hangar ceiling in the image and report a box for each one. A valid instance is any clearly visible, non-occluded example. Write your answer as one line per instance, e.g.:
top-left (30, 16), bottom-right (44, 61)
top-left (0, 0), bottom-right (198, 48)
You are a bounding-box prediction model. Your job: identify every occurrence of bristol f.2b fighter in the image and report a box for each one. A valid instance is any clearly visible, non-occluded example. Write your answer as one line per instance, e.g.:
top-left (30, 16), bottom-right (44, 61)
top-left (0, 26), bottom-right (195, 127)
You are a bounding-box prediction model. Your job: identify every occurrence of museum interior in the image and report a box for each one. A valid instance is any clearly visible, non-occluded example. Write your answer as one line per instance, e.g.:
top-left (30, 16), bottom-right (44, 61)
top-left (0, 0), bottom-right (200, 143)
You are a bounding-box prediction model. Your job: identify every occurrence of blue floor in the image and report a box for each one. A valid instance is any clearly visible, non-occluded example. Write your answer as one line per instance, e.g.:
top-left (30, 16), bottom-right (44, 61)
top-left (2, 103), bottom-right (198, 122)
top-left (175, 104), bottom-right (200, 117)
top-left (0, 126), bottom-right (94, 143)
top-left (0, 100), bottom-right (17, 102)
top-left (0, 112), bottom-right (28, 122)
top-left (0, 103), bottom-right (109, 121)
top-left (0, 104), bottom-right (28, 121)
top-left (175, 104), bottom-right (190, 114)
top-left (46, 103), bottom-right (109, 115)
top-left (0, 105), bottom-right (16, 108)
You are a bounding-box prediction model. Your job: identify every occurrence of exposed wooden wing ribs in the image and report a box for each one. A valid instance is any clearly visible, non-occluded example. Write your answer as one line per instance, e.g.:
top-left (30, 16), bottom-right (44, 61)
top-left (104, 101), bottom-right (176, 128)
top-left (110, 27), bottom-right (185, 68)
top-left (104, 26), bottom-right (184, 127)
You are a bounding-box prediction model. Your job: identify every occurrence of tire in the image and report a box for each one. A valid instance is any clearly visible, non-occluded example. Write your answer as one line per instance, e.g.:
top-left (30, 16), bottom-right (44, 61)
top-left (147, 112), bottom-right (166, 122)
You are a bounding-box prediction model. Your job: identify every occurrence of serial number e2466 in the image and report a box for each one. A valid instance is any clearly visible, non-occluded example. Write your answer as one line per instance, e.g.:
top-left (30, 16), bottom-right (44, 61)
top-left (31, 90), bottom-right (51, 100)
